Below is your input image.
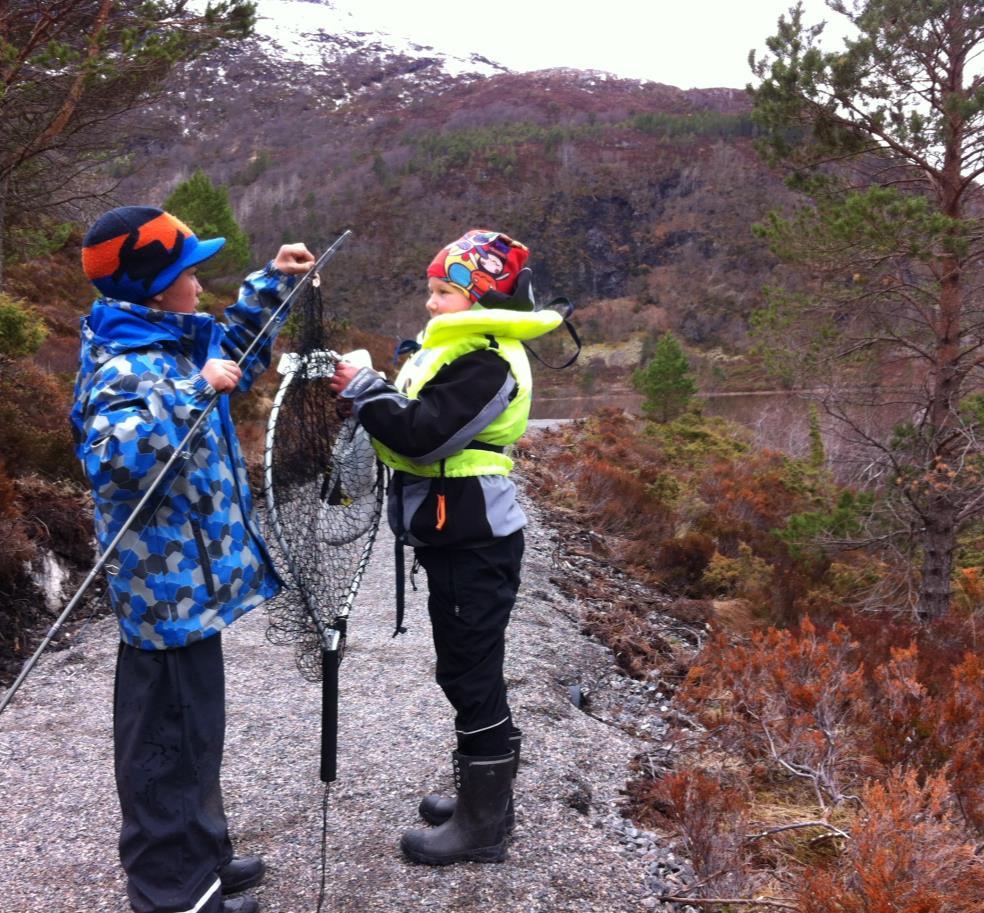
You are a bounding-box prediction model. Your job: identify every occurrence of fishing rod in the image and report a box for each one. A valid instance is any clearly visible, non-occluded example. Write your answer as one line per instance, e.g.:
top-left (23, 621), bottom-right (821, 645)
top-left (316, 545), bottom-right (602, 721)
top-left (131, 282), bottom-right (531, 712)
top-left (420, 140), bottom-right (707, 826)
top-left (0, 230), bottom-right (353, 717)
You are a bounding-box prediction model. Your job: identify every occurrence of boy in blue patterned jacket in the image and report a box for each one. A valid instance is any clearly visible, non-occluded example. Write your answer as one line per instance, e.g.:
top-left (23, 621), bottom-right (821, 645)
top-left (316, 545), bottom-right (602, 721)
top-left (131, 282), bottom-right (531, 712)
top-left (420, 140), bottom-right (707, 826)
top-left (72, 206), bottom-right (314, 913)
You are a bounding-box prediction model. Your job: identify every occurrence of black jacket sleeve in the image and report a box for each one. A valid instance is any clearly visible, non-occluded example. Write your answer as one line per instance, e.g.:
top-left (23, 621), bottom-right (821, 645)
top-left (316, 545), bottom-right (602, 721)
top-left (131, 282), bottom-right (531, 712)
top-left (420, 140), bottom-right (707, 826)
top-left (341, 349), bottom-right (516, 462)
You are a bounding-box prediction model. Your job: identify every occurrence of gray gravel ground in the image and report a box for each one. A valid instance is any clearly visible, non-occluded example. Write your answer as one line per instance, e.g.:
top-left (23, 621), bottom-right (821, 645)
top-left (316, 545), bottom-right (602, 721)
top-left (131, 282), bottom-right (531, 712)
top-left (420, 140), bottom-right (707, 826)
top-left (0, 490), bottom-right (676, 913)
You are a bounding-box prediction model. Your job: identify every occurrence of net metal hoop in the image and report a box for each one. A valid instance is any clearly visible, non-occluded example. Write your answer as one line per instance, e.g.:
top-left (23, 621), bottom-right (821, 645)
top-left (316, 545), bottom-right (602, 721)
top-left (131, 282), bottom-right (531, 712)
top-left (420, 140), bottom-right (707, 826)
top-left (263, 350), bottom-right (383, 661)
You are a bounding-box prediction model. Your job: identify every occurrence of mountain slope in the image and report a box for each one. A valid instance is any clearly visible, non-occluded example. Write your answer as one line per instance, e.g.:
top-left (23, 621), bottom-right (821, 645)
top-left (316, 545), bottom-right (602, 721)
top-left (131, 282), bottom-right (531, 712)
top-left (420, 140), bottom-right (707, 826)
top-left (115, 2), bottom-right (800, 358)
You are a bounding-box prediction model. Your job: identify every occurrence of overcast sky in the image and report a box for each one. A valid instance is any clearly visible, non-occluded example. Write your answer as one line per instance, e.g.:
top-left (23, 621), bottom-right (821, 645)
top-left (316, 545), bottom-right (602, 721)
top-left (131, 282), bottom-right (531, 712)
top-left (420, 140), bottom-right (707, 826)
top-left (327, 0), bottom-right (856, 89)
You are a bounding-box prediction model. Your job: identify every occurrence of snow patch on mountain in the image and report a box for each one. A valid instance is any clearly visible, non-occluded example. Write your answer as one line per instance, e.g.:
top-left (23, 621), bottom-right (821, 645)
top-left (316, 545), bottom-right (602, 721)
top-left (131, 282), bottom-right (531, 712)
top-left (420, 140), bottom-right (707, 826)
top-left (250, 0), bottom-right (509, 79)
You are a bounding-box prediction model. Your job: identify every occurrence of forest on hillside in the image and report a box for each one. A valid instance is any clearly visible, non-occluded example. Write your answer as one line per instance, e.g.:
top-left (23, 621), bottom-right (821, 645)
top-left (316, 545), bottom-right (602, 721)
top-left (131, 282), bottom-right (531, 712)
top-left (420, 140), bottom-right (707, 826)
top-left (1, 1), bottom-right (983, 910)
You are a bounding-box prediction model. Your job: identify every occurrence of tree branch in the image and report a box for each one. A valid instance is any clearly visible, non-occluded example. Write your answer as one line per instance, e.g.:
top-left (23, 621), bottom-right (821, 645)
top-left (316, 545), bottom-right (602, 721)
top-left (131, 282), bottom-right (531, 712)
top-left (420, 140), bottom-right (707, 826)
top-left (745, 820), bottom-right (850, 841)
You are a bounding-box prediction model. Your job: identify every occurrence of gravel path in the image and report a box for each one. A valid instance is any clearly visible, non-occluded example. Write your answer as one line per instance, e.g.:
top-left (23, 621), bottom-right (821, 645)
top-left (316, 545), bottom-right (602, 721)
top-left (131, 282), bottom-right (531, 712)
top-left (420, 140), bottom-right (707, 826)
top-left (0, 490), bottom-right (668, 913)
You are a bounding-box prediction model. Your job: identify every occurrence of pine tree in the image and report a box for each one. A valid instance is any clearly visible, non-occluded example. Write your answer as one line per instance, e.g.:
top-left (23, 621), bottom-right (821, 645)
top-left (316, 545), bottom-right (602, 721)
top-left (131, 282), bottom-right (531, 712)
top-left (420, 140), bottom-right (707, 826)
top-left (632, 332), bottom-right (697, 423)
top-left (749, 1), bottom-right (984, 619)
top-left (0, 1), bottom-right (255, 288)
top-left (164, 170), bottom-right (251, 280)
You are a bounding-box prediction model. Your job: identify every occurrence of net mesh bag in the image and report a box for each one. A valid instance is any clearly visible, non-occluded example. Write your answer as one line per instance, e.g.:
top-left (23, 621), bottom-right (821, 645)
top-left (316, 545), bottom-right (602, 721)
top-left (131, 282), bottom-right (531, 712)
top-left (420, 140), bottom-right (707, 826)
top-left (261, 278), bottom-right (383, 682)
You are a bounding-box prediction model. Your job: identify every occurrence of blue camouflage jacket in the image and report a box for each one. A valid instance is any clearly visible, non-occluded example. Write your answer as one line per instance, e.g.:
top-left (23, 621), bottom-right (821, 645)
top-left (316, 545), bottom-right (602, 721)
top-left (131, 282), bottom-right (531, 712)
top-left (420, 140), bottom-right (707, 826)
top-left (71, 265), bottom-right (294, 649)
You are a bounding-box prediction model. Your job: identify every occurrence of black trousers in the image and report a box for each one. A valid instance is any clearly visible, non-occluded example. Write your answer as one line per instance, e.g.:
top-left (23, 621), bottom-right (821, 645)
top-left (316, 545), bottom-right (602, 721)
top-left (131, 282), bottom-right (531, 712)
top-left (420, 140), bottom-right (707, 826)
top-left (114, 635), bottom-right (232, 913)
top-left (415, 530), bottom-right (524, 756)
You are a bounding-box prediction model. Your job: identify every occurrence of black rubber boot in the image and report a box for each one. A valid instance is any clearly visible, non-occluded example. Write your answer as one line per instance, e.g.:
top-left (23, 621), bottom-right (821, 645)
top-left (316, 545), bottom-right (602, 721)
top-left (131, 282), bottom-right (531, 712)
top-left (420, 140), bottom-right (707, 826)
top-left (401, 750), bottom-right (513, 865)
top-left (419, 730), bottom-right (521, 829)
top-left (219, 855), bottom-right (265, 895)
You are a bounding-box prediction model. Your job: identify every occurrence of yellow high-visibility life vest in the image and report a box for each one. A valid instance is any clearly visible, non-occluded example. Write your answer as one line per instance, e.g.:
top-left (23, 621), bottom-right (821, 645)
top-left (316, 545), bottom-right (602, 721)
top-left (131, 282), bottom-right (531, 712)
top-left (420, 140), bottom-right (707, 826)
top-left (372, 307), bottom-right (562, 477)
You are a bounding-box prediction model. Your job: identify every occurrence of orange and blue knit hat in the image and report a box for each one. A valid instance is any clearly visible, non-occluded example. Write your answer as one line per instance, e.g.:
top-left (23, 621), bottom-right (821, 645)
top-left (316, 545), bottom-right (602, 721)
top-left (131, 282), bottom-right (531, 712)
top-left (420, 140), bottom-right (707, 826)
top-left (82, 206), bottom-right (225, 303)
top-left (427, 229), bottom-right (532, 308)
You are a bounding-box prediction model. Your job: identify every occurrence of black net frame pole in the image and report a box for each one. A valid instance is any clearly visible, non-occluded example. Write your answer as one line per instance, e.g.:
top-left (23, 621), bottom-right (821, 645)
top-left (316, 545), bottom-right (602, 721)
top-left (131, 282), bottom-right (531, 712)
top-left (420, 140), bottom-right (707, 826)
top-left (320, 646), bottom-right (340, 784)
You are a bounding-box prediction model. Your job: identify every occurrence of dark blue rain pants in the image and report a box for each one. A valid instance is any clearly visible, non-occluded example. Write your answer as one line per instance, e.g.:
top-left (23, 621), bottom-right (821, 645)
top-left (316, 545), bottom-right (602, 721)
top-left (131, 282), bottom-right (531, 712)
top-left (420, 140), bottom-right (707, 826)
top-left (113, 635), bottom-right (233, 913)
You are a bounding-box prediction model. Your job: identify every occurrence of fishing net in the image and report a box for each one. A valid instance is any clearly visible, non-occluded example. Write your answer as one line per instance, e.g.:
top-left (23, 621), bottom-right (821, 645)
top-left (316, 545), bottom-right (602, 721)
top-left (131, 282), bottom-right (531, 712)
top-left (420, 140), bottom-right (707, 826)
top-left (261, 275), bottom-right (383, 687)
top-left (260, 235), bottom-right (379, 908)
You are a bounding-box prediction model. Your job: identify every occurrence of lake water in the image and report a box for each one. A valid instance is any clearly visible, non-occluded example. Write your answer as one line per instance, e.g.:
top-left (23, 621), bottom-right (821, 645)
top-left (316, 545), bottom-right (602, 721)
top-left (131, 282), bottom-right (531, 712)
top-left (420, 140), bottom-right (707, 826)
top-left (531, 389), bottom-right (912, 468)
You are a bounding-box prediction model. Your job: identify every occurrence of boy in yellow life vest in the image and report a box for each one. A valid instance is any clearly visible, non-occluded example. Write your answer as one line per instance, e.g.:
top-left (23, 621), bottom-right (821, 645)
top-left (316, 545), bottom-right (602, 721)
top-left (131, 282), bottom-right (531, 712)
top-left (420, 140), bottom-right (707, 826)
top-left (329, 229), bottom-right (563, 865)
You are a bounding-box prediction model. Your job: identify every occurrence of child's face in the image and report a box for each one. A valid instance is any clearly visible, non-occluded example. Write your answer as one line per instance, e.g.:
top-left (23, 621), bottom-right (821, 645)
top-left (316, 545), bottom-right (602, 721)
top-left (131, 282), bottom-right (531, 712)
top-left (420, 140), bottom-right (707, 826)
top-left (150, 267), bottom-right (202, 314)
top-left (426, 278), bottom-right (471, 317)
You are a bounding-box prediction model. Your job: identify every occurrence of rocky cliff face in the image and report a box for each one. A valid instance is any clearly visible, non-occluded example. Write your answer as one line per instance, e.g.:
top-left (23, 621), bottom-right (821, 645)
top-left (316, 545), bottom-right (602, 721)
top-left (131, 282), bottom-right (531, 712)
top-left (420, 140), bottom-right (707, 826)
top-left (117, 1), bottom-right (803, 354)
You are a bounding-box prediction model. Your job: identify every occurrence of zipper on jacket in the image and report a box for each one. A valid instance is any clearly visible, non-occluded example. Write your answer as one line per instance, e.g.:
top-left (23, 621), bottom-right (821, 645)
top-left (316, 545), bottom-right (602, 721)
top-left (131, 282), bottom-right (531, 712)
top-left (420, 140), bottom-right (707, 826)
top-left (190, 516), bottom-right (217, 600)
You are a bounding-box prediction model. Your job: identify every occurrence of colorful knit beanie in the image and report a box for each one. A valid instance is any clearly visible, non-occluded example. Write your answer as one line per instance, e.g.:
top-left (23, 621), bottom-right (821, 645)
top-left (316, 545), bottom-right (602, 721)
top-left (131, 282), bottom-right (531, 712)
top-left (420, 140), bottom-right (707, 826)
top-left (82, 206), bottom-right (225, 302)
top-left (426, 229), bottom-right (532, 308)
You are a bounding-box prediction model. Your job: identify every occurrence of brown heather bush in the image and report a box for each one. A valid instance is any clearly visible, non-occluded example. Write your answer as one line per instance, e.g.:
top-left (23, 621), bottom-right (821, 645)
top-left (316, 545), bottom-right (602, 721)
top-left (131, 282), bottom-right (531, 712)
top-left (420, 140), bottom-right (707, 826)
top-left (854, 641), bottom-right (984, 833)
top-left (682, 618), bottom-right (869, 810)
top-left (0, 362), bottom-right (80, 482)
top-left (530, 410), bottom-right (848, 624)
top-left (574, 455), bottom-right (672, 541)
top-left (932, 653), bottom-right (984, 833)
top-left (837, 611), bottom-right (977, 694)
top-left (655, 531), bottom-right (715, 593)
top-left (796, 771), bottom-right (984, 913)
top-left (666, 622), bottom-right (984, 909)
top-left (14, 475), bottom-right (92, 567)
top-left (582, 597), bottom-right (674, 679)
top-left (682, 615), bottom-right (984, 836)
top-left (627, 766), bottom-right (755, 899)
top-left (696, 450), bottom-right (810, 559)
top-left (863, 642), bottom-right (943, 774)
top-left (954, 565), bottom-right (984, 614)
top-left (524, 411), bottom-right (984, 903)
top-left (523, 410), bottom-right (676, 559)
top-left (826, 615), bottom-right (984, 832)
top-left (0, 461), bottom-right (43, 678)
top-left (34, 332), bottom-right (82, 375)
